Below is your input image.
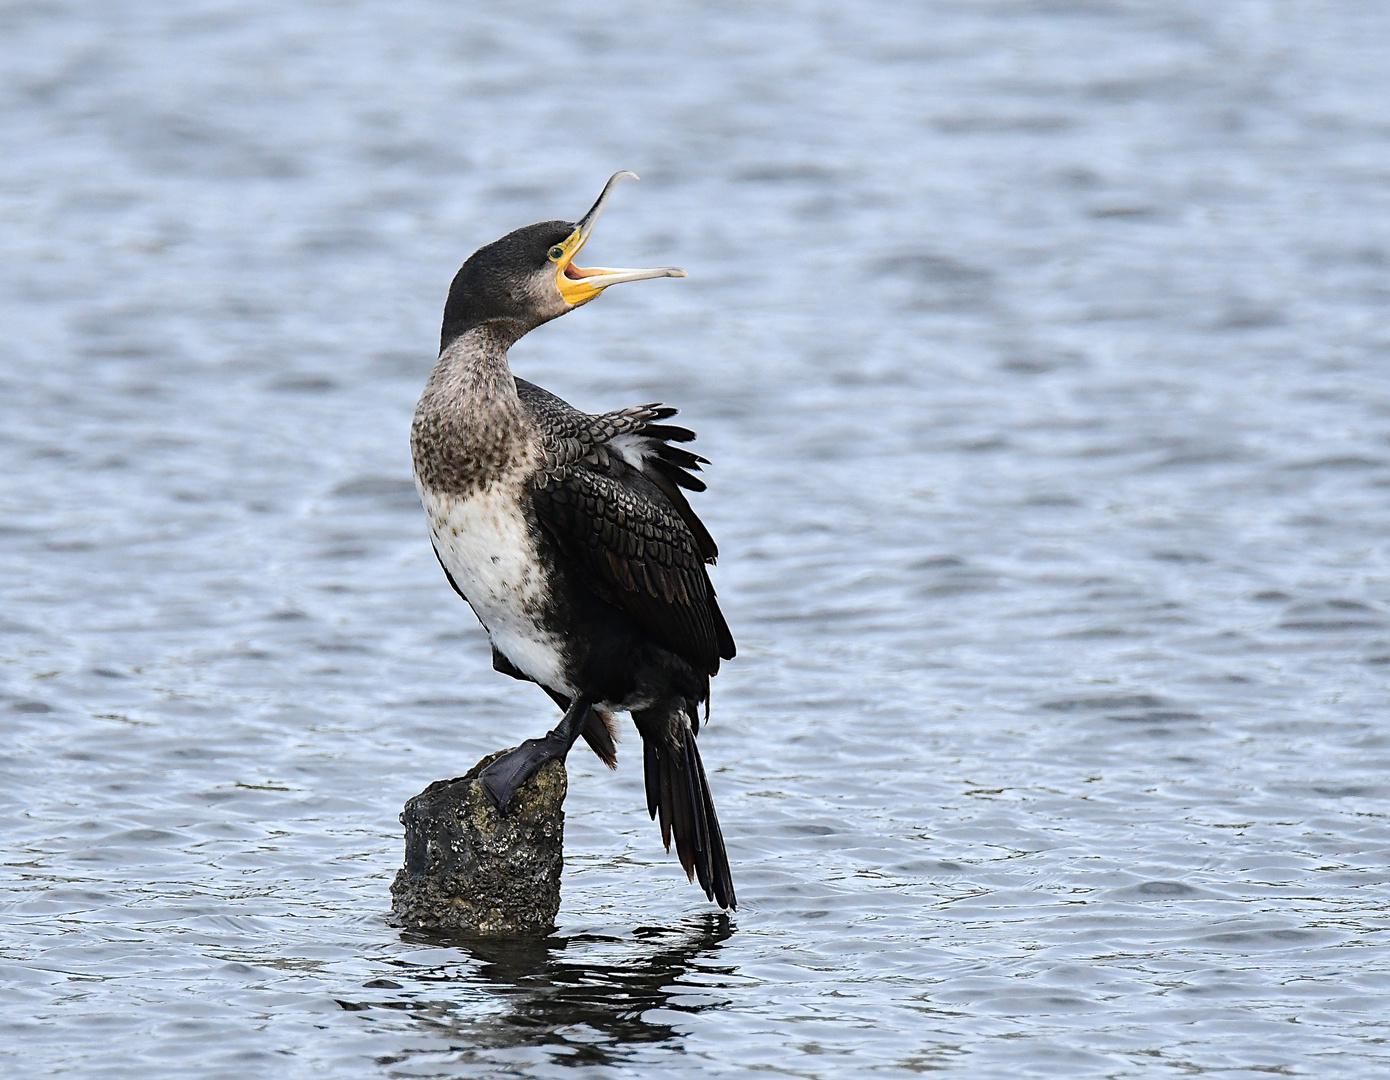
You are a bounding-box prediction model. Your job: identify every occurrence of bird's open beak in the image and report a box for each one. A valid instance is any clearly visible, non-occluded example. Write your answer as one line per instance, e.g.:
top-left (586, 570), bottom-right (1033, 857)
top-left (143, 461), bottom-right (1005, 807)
top-left (555, 172), bottom-right (687, 305)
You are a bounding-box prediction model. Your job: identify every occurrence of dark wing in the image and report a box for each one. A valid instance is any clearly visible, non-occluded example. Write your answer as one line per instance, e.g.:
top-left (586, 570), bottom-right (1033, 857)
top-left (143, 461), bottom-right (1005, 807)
top-left (532, 465), bottom-right (734, 674)
top-left (516, 376), bottom-right (721, 562)
top-left (516, 378), bottom-right (735, 674)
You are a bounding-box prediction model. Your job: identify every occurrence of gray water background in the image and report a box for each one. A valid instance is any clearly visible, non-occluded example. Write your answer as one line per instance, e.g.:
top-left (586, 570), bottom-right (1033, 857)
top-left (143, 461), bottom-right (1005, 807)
top-left (3, 1), bottom-right (1390, 1075)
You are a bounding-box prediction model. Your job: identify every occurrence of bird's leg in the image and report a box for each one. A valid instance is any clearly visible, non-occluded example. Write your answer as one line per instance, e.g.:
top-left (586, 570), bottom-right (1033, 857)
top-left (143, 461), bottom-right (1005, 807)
top-left (477, 695), bottom-right (593, 813)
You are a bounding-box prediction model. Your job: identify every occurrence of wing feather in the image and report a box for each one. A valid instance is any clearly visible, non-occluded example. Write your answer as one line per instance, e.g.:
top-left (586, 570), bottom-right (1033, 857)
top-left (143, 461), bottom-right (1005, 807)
top-left (516, 376), bottom-right (735, 670)
top-left (531, 461), bottom-right (733, 673)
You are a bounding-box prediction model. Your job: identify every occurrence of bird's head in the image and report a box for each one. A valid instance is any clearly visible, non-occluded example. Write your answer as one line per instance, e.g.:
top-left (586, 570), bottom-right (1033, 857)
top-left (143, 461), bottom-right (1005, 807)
top-left (440, 172), bottom-right (686, 351)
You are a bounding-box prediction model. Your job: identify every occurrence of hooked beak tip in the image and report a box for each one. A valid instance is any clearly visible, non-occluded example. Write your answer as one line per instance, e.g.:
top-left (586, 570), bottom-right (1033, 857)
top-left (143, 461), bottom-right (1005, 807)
top-left (576, 171), bottom-right (641, 237)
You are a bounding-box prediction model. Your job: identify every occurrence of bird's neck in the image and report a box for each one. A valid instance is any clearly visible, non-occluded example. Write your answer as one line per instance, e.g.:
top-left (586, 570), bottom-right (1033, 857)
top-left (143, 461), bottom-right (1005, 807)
top-left (437, 322), bottom-right (522, 400)
top-left (411, 323), bottom-right (533, 494)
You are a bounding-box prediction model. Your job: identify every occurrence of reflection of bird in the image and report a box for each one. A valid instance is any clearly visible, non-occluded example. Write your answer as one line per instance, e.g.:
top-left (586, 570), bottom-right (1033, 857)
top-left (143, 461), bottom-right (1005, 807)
top-left (391, 913), bottom-right (735, 1062)
top-left (410, 173), bottom-right (736, 909)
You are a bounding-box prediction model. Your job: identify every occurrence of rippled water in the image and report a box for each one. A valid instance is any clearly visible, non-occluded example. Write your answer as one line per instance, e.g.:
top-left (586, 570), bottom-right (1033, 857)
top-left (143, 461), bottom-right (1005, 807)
top-left (4, 1), bottom-right (1390, 1076)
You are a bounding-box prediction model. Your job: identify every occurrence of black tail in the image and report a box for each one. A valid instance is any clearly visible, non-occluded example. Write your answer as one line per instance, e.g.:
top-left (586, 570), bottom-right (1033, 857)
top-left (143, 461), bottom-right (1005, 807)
top-left (637, 706), bottom-right (735, 910)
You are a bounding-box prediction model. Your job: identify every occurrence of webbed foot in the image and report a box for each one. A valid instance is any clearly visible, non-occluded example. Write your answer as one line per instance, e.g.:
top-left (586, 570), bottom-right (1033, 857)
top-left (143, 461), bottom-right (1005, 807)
top-left (477, 734), bottom-right (566, 813)
top-left (476, 696), bottom-right (594, 814)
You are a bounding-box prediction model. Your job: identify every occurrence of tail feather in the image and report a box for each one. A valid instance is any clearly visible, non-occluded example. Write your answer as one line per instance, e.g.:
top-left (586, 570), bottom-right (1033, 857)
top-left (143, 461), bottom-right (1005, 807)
top-left (656, 746), bottom-right (676, 851)
top-left (682, 735), bottom-right (710, 863)
top-left (644, 739), bottom-right (661, 820)
top-left (669, 749), bottom-right (697, 881)
top-left (580, 706), bottom-right (619, 769)
top-left (698, 753), bottom-right (732, 907)
top-left (639, 713), bottom-right (736, 910)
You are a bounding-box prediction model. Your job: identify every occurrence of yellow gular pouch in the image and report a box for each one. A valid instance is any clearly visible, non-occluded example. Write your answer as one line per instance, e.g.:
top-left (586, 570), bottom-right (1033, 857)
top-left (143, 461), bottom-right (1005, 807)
top-left (550, 173), bottom-right (687, 307)
top-left (552, 227), bottom-right (607, 306)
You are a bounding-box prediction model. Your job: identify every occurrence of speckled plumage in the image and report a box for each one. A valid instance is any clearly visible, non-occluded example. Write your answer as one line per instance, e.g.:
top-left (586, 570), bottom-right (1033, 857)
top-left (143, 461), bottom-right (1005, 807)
top-left (411, 325), bottom-right (533, 498)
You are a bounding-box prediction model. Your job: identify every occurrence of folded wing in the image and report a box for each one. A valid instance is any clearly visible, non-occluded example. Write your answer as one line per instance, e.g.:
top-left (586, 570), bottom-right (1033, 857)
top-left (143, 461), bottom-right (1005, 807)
top-left (517, 378), bottom-right (735, 675)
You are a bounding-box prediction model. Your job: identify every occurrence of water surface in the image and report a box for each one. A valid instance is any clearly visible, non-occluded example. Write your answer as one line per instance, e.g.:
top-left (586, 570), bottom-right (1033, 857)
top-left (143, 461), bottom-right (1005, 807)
top-left (3, 1), bottom-right (1390, 1076)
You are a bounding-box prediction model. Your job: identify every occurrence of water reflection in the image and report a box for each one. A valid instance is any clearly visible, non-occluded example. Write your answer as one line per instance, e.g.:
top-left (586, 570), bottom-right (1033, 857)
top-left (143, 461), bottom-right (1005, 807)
top-left (367, 914), bottom-right (736, 1069)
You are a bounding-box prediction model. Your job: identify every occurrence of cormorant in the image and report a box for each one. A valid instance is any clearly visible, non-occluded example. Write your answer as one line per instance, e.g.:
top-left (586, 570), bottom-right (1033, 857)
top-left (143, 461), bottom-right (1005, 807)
top-left (410, 173), bottom-right (736, 909)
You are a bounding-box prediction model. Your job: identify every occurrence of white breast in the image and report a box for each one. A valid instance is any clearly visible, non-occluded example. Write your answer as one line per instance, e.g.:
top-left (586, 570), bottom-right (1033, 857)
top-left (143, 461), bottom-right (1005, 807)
top-left (418, 483), bottom-right (572, 695)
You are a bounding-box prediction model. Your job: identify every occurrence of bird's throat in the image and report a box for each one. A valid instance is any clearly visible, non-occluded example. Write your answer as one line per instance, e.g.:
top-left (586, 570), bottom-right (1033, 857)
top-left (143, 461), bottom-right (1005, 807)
top-left (411, 326), bottom-right (531, 495)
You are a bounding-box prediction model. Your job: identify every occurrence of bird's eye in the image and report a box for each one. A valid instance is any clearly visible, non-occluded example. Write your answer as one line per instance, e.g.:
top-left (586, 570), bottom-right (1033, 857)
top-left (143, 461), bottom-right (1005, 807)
top-left (548, 246), bottom-right (566, 261)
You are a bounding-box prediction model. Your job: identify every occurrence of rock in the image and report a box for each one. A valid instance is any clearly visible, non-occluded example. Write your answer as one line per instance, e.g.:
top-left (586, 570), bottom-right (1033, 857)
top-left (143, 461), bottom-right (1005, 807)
top-left (390, 750), bottom-right (566, 935)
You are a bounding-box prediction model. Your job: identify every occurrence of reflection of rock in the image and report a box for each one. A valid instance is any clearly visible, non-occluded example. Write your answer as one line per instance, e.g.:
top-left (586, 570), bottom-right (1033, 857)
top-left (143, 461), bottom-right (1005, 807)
top-left (363, 913), bottom-right (736, 1064)
top-left (390, 751), bottom-right (566, 935)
